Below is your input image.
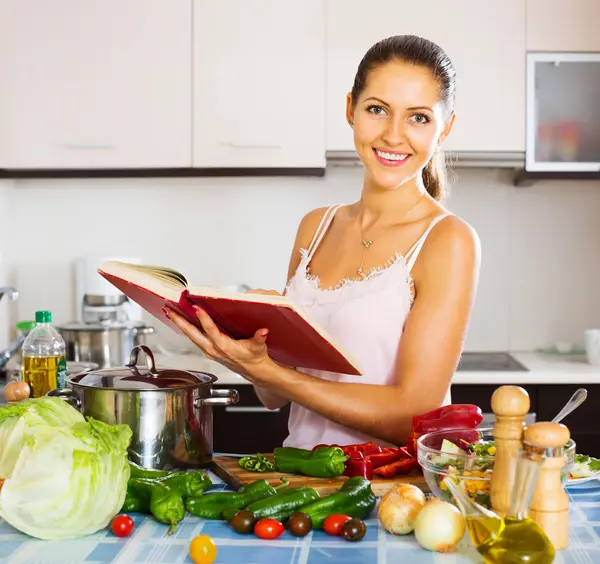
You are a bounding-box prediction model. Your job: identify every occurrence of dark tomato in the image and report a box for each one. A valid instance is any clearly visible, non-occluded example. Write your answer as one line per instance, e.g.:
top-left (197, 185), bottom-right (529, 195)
top-left (254, 518), bottom-right (285, 540)
top-left (111, 514), bottom-right (134, 537)
top-left (341, 518), bottom-right (366, 542)
top-left (230, 510), bottom-right (256, 535)
top-left (287, 512), bottom-right (312, 537)
top-left (323, 514), bottom-right (352, 536)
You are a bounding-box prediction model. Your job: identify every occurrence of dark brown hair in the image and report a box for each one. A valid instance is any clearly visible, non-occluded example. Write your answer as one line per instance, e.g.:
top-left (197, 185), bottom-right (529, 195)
top-left (350, 35), bottom-right (456, 201)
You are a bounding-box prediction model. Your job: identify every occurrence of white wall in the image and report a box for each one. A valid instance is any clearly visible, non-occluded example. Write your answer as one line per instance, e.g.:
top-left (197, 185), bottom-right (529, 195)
top-left (0, 179), bottom-right (15, 349)
top-left (2, 167), bottom-right (600, 353)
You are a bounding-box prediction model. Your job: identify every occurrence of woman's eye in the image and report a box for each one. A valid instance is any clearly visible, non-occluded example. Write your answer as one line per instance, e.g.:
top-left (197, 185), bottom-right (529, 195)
top-left (366, 104), bottom-right (387, 116)
top-left (410, 113), bottom-right (430, 124)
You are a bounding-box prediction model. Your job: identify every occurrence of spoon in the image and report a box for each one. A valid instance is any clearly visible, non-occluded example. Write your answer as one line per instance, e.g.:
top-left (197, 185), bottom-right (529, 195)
top-left (552, 388), bottom-right (587, 424)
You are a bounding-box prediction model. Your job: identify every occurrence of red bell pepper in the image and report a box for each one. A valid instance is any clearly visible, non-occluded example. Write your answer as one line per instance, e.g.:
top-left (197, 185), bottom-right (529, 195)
top-left (340, 442), bottom-right (383, 457)
top-left (343, 451), bottom-right (374, 480)
top-left (373, 455), bottom-right (420, 478)
top-left (406, 404), bottom-right (483, 455)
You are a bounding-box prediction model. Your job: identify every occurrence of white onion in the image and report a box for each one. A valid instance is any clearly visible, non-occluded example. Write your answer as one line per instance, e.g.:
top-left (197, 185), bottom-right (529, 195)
top-left (413, 499), bottom-right (466, 552)
top-left (377, 484), bottom-right (426, 535)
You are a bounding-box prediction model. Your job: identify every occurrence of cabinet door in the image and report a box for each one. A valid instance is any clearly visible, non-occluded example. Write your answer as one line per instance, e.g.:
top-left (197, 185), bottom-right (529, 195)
top-left (0, 1), bottom-right (192, 169)
top-left (527, 0), bottom-right (600, 52)
top-left (192, 0), bottom-right (325, 169)
top-left (326, 1), bottom-right (525, 153)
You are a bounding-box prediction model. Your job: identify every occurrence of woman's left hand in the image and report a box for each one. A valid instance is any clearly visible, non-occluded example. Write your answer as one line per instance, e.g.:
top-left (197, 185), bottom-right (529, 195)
top-left (163, 306), bottom-right (272, 380)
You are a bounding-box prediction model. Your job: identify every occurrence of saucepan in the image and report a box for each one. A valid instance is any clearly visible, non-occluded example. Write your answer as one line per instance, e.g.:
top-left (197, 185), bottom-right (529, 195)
top-left (48, 345), bottom-right (239, 470)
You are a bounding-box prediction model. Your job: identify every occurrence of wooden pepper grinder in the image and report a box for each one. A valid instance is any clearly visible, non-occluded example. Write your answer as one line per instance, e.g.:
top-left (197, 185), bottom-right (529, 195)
top-left (523, 421), bottom-right (571, 551)
top-left (490, 385), bottom-right (530, 517)
top-left (3, 381), bottom-right (31, 404)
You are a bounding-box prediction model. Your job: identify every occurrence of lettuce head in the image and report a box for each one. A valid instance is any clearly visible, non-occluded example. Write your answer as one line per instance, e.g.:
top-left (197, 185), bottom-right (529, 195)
top-left (0, 396), bottom-right (132, 540)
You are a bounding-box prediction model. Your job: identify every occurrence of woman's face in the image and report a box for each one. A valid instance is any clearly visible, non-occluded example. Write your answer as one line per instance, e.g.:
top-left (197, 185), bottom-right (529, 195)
top-left (347, 60), bottom-right (454, 191)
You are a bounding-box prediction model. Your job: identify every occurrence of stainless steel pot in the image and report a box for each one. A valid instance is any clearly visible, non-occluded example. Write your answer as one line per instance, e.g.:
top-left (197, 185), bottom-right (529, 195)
top-left (56, 321), bottom-right (154, 368)
top-left (48, 345), bottom-right (239, 470)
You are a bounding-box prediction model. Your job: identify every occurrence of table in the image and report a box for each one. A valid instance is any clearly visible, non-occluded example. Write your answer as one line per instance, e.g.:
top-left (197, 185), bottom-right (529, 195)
top-left (1, 471), bottom-right (600, 563)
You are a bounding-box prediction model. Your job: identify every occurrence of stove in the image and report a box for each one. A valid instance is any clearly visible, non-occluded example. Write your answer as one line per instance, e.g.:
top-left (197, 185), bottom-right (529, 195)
top-left (457, 352), bottom-right (529, 372)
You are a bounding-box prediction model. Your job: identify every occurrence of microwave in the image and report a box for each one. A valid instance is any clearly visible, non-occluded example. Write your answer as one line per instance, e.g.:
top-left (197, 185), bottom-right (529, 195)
top-left (526, 52), bottom-right (600, 172)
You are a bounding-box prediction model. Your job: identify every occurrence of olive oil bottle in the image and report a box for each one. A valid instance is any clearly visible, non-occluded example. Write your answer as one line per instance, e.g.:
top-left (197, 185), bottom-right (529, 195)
top-left (22, 310), bottom-right (68, 398)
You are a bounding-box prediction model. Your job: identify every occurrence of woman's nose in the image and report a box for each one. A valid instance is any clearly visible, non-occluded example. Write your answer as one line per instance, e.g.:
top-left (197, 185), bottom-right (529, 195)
top-left (381, 117), bottom-right (406, 146)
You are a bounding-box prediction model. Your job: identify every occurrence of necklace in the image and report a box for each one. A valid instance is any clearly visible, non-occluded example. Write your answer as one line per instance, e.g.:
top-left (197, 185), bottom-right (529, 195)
top-left (357, 195), bottom-right (424, 277)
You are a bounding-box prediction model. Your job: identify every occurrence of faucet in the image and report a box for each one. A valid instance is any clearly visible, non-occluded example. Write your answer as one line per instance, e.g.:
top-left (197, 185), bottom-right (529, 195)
top-left (0, 287), bottom-right (23, 371)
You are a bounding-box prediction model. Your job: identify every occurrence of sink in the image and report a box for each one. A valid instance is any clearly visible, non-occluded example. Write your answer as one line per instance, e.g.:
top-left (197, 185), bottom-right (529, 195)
top-left (457, 352), bottom-right (529, 372)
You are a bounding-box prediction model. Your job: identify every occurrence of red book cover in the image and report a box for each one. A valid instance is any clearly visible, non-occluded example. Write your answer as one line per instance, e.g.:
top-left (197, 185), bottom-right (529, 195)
top-left (98, 262), bottom-right (362, 376)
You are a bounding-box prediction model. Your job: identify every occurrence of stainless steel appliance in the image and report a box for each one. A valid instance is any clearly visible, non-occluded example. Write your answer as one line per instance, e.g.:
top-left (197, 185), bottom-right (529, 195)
top-left (48, 345), bottom-right (239, 470)
top-left (456, 352), bottom-right (529, 372)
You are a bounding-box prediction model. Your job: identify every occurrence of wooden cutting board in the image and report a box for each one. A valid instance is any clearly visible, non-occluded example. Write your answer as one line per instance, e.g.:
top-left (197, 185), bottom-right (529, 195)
top-left (210, 454), bottom-right (429, 497)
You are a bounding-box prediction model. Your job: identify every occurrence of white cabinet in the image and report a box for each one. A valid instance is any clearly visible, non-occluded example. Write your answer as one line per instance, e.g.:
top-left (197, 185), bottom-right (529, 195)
top-left (326, 0), bottom-right (526, 153)
top-left (192, 0), bottom-right (325, 169)
top-left (527, 0), bottom-right (600, 52)
top-left (0, 1), bottom-right (192, 169)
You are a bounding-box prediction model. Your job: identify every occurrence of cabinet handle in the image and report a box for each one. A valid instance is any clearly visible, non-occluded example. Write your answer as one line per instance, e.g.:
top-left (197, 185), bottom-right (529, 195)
top-left (224, 406), bottom-right (280, 413)
top-left (63, 143), bottom-right (115, 150)
top-left (221, 142), bottom-right (282, 149)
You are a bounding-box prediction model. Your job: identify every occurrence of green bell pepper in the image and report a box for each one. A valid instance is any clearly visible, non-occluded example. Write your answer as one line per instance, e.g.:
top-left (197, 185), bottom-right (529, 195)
top-left (128, 478), bottom-right (185, 535)
top-left (274, 446), bottom-right (348, 478)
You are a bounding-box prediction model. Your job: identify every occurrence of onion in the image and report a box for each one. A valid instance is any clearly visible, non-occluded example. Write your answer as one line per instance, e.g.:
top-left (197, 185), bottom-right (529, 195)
top-left (413, 499), bottom-right (466, 552)
top-left (377, 484), bottom-right (426, 535)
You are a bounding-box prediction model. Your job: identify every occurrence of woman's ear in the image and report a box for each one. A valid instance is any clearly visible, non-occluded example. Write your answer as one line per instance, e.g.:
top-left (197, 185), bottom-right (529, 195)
top-left (345, 92), bottom-right (355, 127)
top-left (438, 112), bottom-right (456, 144)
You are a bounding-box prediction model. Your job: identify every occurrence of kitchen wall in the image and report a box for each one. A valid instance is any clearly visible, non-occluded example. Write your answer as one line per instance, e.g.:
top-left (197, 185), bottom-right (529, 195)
top-left (1, 167), bottom-right (599, 353)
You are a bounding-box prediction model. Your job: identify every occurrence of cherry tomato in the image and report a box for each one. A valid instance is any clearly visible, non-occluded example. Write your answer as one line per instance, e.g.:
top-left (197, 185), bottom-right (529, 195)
top-left (323, 514), bottom-right (352, 536)
top-left (254, 518), bottom-right (285, 540)
top-left (189, 535), bottom-right (217, 564)
top-left (111, 514), bottom-right (134, 537)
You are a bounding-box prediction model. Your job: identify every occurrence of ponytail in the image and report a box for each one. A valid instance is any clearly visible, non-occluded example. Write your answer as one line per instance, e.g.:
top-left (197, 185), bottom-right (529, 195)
top-left (422, 147), bottom-right (447, 201)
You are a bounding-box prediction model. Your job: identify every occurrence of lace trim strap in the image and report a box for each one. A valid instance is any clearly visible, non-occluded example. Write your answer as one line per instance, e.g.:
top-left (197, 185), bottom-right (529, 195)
top-left (404, 213), bottom-right (453, 273)
top-left (306, 204), bottom-right (343, 263)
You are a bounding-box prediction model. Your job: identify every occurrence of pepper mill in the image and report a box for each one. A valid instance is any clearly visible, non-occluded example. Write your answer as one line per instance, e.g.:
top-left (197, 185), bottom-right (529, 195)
top-left (3, 381), bottom-right (31, 404)
top-left (523, 421), bottom-right (571, 550)
top-left (490, 385), bottom-right (530, 517)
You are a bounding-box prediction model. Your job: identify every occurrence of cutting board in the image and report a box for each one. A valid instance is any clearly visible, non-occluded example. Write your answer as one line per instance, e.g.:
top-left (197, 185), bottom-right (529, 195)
top-left (211, 454), bottom-right (429, 497)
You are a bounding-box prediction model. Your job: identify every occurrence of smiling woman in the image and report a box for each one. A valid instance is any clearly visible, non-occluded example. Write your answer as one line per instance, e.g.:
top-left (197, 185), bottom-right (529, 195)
top-left (166, 35), bottom-right (481, 450)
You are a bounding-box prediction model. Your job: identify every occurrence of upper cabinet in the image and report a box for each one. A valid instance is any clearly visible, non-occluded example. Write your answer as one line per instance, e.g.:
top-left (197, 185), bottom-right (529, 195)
top-left (0, 1), bottom-right (192, 170)
top-left (192, 0), bottom-right (326, 170)
top-left (326, 0), bottom-right (526, 153)
top-left (527, 0), bottom-right (600, 52)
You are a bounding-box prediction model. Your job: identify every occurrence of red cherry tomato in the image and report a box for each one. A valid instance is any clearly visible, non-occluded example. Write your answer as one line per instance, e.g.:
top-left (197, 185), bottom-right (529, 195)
top-left (323, 514), bottom-right (352, 536)
top-left (254, 518), bottom-right (285, 540)
top-left (111, 514), bottom-right (134, 537)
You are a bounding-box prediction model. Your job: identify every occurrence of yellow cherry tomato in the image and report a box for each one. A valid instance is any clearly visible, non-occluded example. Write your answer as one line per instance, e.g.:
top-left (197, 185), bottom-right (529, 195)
top-left (189, 535), bottom-right (217, 564)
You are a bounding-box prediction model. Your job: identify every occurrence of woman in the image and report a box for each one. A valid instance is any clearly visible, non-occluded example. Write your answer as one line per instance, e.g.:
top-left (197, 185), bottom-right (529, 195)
top-left (165, 35), bottom-right (481, 449)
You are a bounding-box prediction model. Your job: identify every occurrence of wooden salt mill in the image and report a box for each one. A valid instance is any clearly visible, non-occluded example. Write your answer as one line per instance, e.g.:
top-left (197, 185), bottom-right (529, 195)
top-left (490, 385), bottom-right (530, 517)
top-left (3, 381), bottom-right (31, 404)
top-left (524, 421), bottom-right (571, 551)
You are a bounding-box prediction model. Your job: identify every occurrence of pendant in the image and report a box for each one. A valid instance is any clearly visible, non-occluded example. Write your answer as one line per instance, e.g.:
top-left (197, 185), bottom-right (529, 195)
top-left (357, 267), bottom-right (364, 276)
top-left (362, 239), bottom-right (373, 248)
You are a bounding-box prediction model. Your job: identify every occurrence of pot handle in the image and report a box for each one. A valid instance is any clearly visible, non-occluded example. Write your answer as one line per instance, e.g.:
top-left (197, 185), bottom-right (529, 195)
top-left (194, 388), bottom-right (240, 408)
top-left (47, 388), bottom-right (82, 410)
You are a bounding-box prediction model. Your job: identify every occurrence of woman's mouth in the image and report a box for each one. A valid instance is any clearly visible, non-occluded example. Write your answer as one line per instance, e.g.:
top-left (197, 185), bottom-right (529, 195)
top-left (373, 148), bottom-right (411, 167)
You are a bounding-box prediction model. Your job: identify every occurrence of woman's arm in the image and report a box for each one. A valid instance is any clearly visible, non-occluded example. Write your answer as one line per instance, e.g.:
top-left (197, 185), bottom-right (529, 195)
top-left (248, 216), bottom-right (481, 444)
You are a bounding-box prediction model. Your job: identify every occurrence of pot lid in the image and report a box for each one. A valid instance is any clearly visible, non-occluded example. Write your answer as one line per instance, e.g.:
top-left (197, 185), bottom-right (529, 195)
top-left (70, 345), bottom-right (213, 391)
top-left (57, 320), bottom-right (152, 332)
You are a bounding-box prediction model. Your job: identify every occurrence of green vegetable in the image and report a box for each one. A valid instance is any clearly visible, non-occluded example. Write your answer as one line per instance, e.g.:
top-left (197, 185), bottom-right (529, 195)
top-left (238, 453), bottom-right (276, 472)
top-left (0, 397), bottom-right (132, 540)
top-left (223, 485), bottom-right (320, 522)
top-left (297, 476), bottom-right (377, 529)
top-left (572, 454), bottom-right (600, 478)
top-left (274, 446), bottom-right (347, 478)
top-left (157, 472), bottom-right (212, 497)
top-left (128, 478), bottom-right (185, 534)
top-left (121, 491), bottom-right (148, 513)
top-left (185, 477), bottom-right (289, 520)
top-left (128, 461), bottom-right (178, 480)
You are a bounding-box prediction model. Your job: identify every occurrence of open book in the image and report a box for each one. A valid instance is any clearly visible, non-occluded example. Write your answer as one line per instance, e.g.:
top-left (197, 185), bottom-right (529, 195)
top-left (98, 261), bottom-right (362, 376)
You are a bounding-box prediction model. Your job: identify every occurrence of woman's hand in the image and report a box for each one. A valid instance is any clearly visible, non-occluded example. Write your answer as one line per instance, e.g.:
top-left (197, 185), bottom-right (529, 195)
top-left (163, 305), bottom-right (272, 379)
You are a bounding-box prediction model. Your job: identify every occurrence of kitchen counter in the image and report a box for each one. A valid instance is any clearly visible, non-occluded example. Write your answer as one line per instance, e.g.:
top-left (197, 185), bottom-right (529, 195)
top-left (154, 351), bottom-right (600, 386)
top-left (1, 470), bottom-right (599, 563)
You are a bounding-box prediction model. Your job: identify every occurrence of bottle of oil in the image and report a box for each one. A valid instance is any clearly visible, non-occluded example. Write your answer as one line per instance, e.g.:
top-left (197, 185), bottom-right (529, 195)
top-left (22, 310), bottom-right (68, 398)
top-left (444, 436), bottom-right (555, 564)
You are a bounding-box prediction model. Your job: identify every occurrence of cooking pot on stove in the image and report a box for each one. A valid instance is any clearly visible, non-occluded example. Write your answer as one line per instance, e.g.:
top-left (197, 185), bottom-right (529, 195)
top-left (47, 345), bottom-right (239, 470)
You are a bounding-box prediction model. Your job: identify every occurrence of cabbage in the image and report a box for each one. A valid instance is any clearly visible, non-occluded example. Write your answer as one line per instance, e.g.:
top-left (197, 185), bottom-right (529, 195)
top-left (0, 397), bottom-right (132, 540)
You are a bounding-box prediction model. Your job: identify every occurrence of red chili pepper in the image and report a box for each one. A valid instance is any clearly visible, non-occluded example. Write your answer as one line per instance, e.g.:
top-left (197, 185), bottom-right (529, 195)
top-left (343, 451), bottom-right (374, 480)
top-left (373, 455), bottom-right (420, 478)
top-left (365, 447), bottom-right (407, 470)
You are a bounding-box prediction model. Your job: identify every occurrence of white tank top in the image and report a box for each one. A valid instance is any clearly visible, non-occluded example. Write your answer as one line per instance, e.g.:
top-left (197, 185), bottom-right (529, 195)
top-left (282, 204), bottom-right (453, 449)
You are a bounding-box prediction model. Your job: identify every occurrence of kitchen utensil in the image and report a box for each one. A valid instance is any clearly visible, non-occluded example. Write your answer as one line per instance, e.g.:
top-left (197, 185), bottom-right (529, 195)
top-left (56, 320), bottom-right (154, 368)
top-left (211, 454), bottom-right (427, 497)
top-left (552, 388), bottom-right (587, 424)
top-left (47, 345), bottom-right (239, 470)
top-left (416, 427), bottom-right (575, 510)
top-left (584, 329), bottom-right (600, 367)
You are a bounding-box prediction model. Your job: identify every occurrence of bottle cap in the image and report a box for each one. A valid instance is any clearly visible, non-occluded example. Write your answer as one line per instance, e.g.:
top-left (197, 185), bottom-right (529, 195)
top-left (35, 310), bottom-right (52, 323)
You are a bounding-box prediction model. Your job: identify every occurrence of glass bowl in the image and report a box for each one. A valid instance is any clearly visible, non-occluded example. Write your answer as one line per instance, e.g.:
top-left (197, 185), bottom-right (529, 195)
top-left (416, 427), bottom-right (576, 509)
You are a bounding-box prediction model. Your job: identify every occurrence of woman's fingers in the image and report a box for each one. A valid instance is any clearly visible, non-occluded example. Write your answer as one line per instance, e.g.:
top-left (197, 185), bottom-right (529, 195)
top-left (164, 308), bottom-right (215, 355)
top-left (192, 306), bottom-right (228, 349)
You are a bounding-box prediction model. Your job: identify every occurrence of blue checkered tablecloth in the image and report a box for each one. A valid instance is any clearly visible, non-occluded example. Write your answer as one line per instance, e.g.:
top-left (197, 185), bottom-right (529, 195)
top-left (1, 471), bottom-right (599, 564)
